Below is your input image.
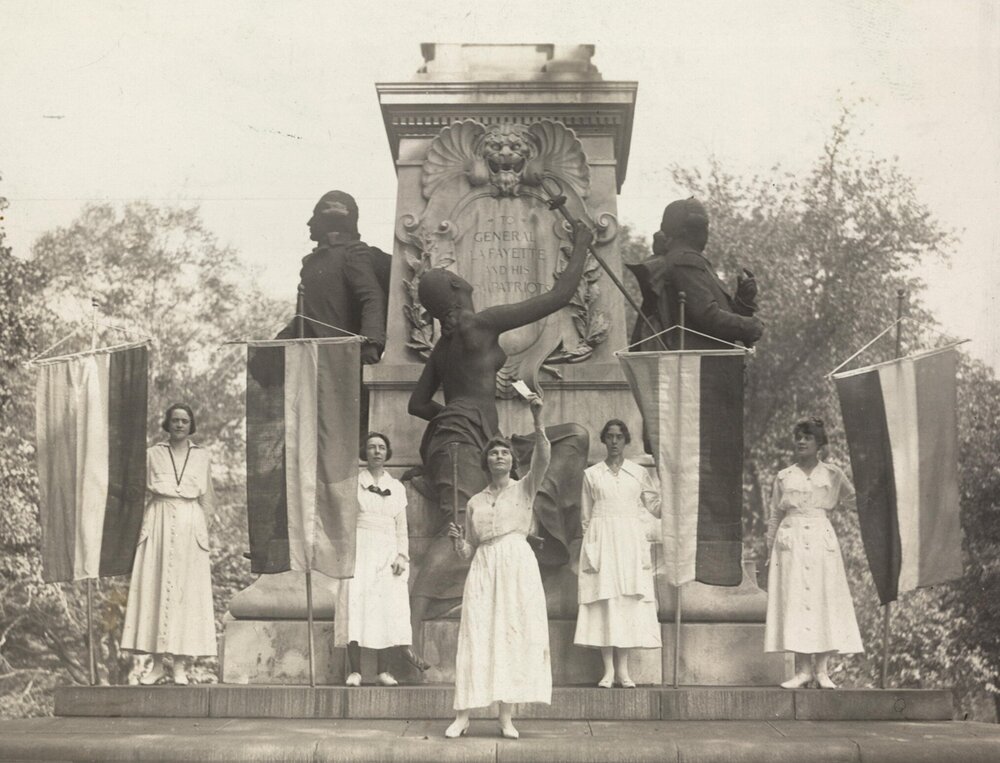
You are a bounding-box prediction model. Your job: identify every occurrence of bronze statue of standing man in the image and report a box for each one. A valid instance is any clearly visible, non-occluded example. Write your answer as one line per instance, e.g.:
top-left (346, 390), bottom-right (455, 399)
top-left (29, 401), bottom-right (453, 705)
top-left (627, 197), bottom-right (764, 351)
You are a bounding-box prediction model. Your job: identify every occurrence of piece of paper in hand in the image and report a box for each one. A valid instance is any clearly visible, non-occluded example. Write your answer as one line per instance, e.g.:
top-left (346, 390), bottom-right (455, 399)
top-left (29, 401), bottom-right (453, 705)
top-left (512, 380), bottom-right (539, 400)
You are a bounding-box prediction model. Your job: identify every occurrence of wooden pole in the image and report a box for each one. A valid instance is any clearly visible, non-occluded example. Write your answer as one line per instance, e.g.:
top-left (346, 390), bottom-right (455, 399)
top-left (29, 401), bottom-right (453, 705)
top-left (881, 288), bottom-right (905, 689)
top-left (449, 442), bottom-right (461, 552)
top-left (305, 571), bottom-right (316, 688)
top-left (87, 298), bottom-right (99, 686)
top-left (672, 291), bottom-right (687, 689)
top-left (295, 284), bottom-right (306, 339)
top-left (295, 284), bottom-right (317, 688)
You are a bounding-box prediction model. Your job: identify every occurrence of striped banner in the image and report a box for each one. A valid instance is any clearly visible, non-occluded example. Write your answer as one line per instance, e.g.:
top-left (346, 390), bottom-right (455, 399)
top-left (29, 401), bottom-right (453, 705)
top-left (618, 350), bottom-right (746, 587)
top-left (35, 342), bottom-right (149, 583)
top-left (246, 337), bottom-right (360, 578)
top-left (834, 346), bottom-right (963, 604)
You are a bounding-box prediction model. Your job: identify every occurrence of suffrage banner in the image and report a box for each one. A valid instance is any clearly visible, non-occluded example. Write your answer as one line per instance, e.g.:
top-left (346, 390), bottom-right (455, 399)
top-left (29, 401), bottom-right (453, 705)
top-left (834, 346), bottom-right (963, 605)
top-left (618, 349), bottom-right (746, 587)
top-left (246, 337), bottom-right (360, 578)
top-left (35, 342), bottom-right (149, 583)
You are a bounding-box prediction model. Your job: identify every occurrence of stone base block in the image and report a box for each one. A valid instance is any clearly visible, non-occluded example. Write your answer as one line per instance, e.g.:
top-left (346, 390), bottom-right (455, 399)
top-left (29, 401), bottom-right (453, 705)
top-left (221, 619), bottom-right (345, 685)
top-left (661, 622), bottom-right (792, 686)
top-left (222, 618), bottom-right (786, 687)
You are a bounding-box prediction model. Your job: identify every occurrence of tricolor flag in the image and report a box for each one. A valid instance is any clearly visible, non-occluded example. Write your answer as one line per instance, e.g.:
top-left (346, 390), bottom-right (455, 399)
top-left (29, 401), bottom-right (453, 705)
top-left (246, 337), bottom-right (361, 578)
top-left (618, 349), bottom-right (746, 587)
top-left (833, 346), bottom-right (964, 605)
top-left (35, 342), bottom-right (149, 583)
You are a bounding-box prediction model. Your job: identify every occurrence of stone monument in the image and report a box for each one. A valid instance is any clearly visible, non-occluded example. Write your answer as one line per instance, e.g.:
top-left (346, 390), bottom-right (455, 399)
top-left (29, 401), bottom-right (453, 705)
top-left (221, 43), bottom-right (787, 687)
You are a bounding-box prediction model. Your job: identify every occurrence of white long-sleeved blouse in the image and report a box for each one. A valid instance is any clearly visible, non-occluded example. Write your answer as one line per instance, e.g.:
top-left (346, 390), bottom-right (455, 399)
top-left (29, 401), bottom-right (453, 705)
top-left (356, 468), bottom-right (409, 559)
top-left (766, 461), bottom-right (855, 549)
top-left (147, 441), bottom-right (215, 514)
top-left (459, 429), bottom-right (551, 556)
top-left (581, 459), bottom-right (661, 532)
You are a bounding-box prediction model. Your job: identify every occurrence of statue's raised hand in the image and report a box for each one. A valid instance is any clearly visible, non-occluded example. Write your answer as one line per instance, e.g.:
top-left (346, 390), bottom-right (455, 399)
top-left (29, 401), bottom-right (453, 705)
top-left (570, 219), bottom-right (595, 251)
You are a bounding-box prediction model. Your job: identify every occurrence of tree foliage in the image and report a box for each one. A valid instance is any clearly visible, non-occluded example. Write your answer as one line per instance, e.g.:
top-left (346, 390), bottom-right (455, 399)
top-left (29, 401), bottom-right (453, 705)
top-left (0, 176), bottom-right (59, 716)
top-left (0, 201), bottom-right (286, 716)
top-left (626, 108), bottom-right (995, 717)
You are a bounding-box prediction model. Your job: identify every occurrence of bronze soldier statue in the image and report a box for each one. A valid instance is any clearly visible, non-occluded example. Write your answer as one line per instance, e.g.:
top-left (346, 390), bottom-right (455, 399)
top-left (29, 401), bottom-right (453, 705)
top-left (276, 190), bottom-right (388, 365)
top-left (627, 197), bottom-right (763, 351)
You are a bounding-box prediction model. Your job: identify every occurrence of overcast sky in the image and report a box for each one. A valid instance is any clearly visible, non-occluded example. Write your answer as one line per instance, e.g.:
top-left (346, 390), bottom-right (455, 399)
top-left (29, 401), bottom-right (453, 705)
top-left (2, 0), bottom-right (997, 370)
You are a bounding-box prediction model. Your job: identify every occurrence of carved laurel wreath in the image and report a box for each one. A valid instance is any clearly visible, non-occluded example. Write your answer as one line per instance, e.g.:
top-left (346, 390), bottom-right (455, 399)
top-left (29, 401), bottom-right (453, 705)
top-left (398, 119), bottom-right (615, 385)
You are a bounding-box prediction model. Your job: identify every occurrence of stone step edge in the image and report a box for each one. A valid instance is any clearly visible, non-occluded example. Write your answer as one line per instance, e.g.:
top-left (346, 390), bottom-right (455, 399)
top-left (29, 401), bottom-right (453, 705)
top-left (53, 686), bottom-right (956, 722)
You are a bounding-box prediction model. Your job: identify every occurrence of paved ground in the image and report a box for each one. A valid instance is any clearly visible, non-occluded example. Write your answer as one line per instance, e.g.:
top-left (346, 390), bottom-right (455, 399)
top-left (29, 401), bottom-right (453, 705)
top-left (2, 717), bottom-right (1000, 762)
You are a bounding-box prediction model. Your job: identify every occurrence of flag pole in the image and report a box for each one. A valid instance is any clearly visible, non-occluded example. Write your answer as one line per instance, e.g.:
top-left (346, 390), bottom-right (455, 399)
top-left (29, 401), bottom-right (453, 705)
top-left (672, 291), bottom-right (687, 689)
top-left (880, 288), bottom-right (905, 689)
top-left (449, 442), bottom-right (461, 553)
top-left (85, 298), bottom-right (99, 686)
top-left (296, 285), bottom-right (317, 688)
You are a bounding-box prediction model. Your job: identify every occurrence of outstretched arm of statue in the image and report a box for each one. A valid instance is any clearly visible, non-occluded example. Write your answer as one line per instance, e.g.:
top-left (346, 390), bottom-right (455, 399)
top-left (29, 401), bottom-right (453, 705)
top-left (407, 348), bottom-right (445, 421)
top-left (478, 220), bottom-right (594, 334)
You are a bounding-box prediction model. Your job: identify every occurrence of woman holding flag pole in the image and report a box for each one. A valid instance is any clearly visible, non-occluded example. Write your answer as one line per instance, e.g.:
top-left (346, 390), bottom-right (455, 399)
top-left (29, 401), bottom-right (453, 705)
top-left (121, 403), bottom-right (218, 685)
top-left (764, 417), bottom-right (864, 689)
top-left (444, 393), bottom-right (551, 741)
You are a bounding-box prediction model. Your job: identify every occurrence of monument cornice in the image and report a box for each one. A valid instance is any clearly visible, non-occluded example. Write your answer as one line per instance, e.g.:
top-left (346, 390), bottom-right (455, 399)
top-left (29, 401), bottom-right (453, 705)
top-left (376, 80), bottom-right (638, 190)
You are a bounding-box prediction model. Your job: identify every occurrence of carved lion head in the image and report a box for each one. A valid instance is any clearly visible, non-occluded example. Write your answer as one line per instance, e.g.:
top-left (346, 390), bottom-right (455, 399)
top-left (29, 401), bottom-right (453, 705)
top-left (476, 125), bottom-right (539, 196)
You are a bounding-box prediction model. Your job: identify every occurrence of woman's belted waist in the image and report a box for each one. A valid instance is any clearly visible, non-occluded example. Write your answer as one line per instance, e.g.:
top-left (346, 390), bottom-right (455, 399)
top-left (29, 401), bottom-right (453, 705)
top-left (357, 513), bottom-right (395, 533)
top-left (590, 505), bottom-right (642, 520)
top-left (477, 530), bottom-right (525, 547)
top-left (783, 508), bottom-right (829, 520)
top-left (149, 491), bottom-right (200, 504)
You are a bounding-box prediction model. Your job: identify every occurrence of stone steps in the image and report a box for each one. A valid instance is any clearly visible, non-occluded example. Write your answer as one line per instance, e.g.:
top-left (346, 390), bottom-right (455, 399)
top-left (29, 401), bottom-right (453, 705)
top-left (54, 685), bottom-right (955, 722)
top-left (7, 717), bottom-right (1000, 763)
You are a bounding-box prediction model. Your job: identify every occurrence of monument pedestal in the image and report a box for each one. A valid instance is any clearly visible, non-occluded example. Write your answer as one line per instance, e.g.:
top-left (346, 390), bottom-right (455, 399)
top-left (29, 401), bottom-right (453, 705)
top-left (368, 43), bottom-right (642, 467)
top-left (222, 42), bottom-right (788, 689)
top-left (222, 479), bottom-right (790, 687)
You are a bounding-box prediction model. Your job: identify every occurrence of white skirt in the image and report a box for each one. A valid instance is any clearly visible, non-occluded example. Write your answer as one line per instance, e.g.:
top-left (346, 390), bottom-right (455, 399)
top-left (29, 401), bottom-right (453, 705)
top-left (577, 515), bottom-right (655, 605)
top-left (765, 514), bottom-right (864, 654)
top-left (335, 524), bottom-right (412, 649)
top-left (121, 496), bottom-right (217, 657)
top-left (454, 533), bottom-right (551, 710)
top-left (574, 596), bottom-right (661, 648)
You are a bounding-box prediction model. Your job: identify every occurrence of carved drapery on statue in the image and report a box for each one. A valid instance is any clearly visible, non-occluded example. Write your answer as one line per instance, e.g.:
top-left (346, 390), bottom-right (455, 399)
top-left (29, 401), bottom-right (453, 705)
top-left (397, 119), bottom-right (615, 396)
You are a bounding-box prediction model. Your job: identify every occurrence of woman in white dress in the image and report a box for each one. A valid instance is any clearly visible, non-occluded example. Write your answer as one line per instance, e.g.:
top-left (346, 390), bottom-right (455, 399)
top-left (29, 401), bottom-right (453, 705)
top-left (121, 403), bottom-right (217, 685)
top-left (574, 419), bottom-right (661, 687)
top-left (444, 394), bottom-right (550, 740)
top-left (335, 432), bottom-right (412, 686)
top-left (765, 417), bottom-right (864, 689)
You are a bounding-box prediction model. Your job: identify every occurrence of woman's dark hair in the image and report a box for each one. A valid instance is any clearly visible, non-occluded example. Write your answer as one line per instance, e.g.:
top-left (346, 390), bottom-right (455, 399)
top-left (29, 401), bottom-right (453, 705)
top-left (359, 432), bottom-right (392, 462)
top-left (480, 435), bottom-right (516, 473)
top-left (793, 417), bottom-right (828, 448)
top-left (600, 419), bottom-right (631, 445)
top-left (162, 403), bottom-right (196, 435)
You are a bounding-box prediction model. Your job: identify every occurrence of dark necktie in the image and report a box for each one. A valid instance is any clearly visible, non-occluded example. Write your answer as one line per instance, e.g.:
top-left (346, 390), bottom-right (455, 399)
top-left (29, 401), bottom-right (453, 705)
top-left (367, 484), bottom-right (391, 497)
